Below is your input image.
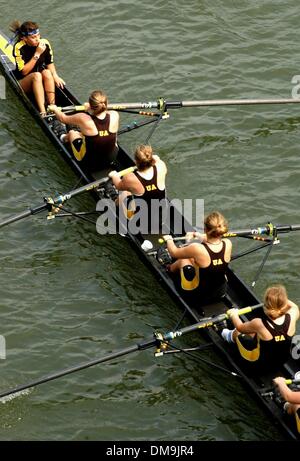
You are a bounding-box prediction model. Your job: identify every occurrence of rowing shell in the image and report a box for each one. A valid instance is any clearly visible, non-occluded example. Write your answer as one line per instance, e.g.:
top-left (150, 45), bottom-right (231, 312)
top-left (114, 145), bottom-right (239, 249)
top-left (0, 28), bottom-right (299, 440)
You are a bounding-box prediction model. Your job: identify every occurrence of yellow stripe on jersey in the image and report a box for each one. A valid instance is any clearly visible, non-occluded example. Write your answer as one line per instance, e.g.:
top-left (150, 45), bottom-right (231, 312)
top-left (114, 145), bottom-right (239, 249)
top-left (14, 40), bottom-right (26, 71)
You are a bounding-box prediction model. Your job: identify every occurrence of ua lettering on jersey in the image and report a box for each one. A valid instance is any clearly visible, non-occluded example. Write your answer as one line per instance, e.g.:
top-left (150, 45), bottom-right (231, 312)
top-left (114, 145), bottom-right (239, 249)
top-left (99, 130), bottom-right (109, 137)
top-left (212, 258), bottom-right (223, 266)
top-left (145, 184), bottom-right (157, 191)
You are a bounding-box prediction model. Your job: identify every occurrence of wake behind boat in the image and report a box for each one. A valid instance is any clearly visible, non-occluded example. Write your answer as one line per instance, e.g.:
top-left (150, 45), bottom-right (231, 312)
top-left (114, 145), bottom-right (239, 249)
top-left (0, 28), bottom-right (300, 440)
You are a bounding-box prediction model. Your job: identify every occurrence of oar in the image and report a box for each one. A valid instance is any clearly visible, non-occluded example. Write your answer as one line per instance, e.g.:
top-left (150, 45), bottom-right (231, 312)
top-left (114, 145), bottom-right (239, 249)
top-left (158, 235), bottom-right (197, 244)
top-left (157, 223), bottom-right (300, 244)
top-left (55, 105), bottom-right (159, 117)
top-left (0, 336), bottom-right (158, 400)
top-left (0, 166), bottom-right (136, 229)
top-left (284, 378), bottom-right (300, 386)
top-left (261, 378), bottom-right (300, 397)
top-left (54, 97), bottom-right (300, 113)
top-left (108, 98), bottom-right (300, 110)
top-left (162, 303), bottom-right (263, 339)
top-left (0, 304), bottom-right (261, 399)
top-left (224, 224), bottom-right (300, 238)
top-left (54, 105), bottom-right (86, 113)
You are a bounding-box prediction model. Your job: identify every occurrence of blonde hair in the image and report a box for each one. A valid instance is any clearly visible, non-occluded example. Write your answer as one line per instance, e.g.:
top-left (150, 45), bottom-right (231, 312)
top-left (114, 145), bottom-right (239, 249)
top-left (134, 145), bottom-right (155, 171)
top-left (263, 285), bottom-right (289, 319)
top-left (89, 90), bottom-right (108, 115)
top-left (204, 211), bottom-right (228, 238)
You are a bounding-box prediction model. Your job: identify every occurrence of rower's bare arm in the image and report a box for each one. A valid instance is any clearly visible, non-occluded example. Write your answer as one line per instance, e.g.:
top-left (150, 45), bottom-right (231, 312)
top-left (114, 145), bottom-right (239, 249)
top-left (153, 155), bottom-right (167, 173)
top-left (110, 172), bottom-right (137, 192)
top-left (224, 238), bottom-right (233, 260)
top-left (185, 231), bottom-right (206, 242)
top-left (274, 377), bottom-right (300, 403)
top-left (288, 299), bottom-right (300, 314)
top-left (20, 42), bottom-right (46, 76)
top-left (230, 314), bottom-right (261, 335)
top-left (166, 241), bottom-right (200, 259)
top-left (48, 106), bottom-right (87, 126)
top-left (21, 58), bottom-right (38, 76)
top-left (109, 110), bottom-right (120, 132)
top-left (288, 300), bottom-right (300, 321)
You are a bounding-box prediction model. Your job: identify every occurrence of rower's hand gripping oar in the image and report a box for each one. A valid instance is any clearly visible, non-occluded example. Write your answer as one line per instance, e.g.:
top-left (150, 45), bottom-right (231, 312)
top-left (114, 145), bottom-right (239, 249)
top-left (261, 377), bottom-right (300, 398)
top-left (0, 166), bottom-right (136, 229)
top-left (162, 303), bottom-right (263, 340)
top-left (0, 303), bottom-right (261, 400)
top-left (51, 105), bottom-right (86, 114)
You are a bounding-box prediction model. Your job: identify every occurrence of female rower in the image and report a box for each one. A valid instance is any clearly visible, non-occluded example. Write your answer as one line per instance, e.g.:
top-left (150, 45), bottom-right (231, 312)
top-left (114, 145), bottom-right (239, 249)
top-left (10, 20), bottom-right (65, 116)
top-left (108, 144), bottom-right (167, 233)
top-left (222, 284), bottom-right (299, 370)
top-left (163, 211), bottom-right (232, 305)
top-left (48, 90), bottom-right (119, 171)
top-left (273, 376), bottom-right (300, 434)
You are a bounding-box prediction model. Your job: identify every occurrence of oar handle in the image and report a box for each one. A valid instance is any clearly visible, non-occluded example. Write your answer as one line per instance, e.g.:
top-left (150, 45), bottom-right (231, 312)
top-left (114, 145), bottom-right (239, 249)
top-left (56, 165), bottom-right (137, 202)
top-left (118, 166), bottom-right (137, 177)
top-left (226, 303), bottom-right (263, 318)
top-left (55, 105), bottom-right (86, 113)
top-left (163, 303), bottom-right (264, 340)
top-left (158, 236), bottom-right (187, 244)
top-left (158, 233), bottom-right (204, 244)
top-left (285, 378), bottom-right (300, 385)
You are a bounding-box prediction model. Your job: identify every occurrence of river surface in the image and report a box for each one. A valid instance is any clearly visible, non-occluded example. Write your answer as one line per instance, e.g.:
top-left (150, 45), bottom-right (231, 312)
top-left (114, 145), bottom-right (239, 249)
top-left (0, 0), bottom-right (299, 442)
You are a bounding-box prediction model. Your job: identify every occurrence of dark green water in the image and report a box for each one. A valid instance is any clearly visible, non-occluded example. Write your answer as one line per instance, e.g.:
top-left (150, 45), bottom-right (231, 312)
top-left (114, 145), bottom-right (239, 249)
top-left (0, 0), bottom-right (299, 441)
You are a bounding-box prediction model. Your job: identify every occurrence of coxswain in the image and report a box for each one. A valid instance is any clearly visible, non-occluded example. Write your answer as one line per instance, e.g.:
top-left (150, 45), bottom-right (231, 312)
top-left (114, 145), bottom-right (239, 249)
top-left (10, 20), bottom-right (65, 116)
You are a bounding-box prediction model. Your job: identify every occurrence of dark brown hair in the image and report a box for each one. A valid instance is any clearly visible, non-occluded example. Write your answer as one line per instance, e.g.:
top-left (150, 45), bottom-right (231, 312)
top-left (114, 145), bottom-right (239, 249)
top-left (9, 21), bottom-right (39, 40)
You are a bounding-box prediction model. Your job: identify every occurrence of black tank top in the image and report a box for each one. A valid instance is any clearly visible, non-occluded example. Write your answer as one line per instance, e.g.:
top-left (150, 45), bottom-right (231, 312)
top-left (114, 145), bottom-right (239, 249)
top-left (259, 312), bottom-right (292, 365)
top-left (130, 165), bottom-right (166, 234)
top-left (134, 165), bottom-right (166, 204)
top-left (84, 114), bottom-right (117, 169)
top-left (198, 241), bottom-right (228, 293)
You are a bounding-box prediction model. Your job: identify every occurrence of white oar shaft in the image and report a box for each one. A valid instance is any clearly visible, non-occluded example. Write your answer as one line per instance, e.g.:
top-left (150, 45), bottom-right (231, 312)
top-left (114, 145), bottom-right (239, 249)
top-left (57, 98), bottom-right (300, 113)
top-left (107, 98), bottom-right (300, 110)
top-left (180, 98), bottom-right (300, 107)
